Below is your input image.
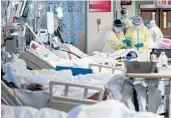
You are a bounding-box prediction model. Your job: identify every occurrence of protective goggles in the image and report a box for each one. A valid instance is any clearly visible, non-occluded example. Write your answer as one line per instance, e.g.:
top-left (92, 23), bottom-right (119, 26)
top-left (132, 16), bottom-right (142, 26)
top-left (113, 24), bottom-right (123, 27)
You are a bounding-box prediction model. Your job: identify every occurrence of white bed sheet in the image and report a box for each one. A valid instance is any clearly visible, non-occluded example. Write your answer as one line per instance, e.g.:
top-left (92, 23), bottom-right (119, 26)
top-left (2, 105), bottom-right (67, 118)
top-left (2, 55), bottom-right (124, 108)
top-left (2, 100), bottom-right (163, 118)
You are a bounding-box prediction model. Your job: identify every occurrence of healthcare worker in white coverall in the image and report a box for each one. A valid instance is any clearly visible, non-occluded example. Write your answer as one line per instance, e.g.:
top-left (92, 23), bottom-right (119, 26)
top-left (145, 20), bottom-right (163, 48)
top-left (120, 8), bottom-right (132, 35)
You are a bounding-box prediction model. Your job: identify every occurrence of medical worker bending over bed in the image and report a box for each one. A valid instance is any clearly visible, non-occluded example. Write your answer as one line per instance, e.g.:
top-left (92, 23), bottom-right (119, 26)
top-left (102, 19), bottom-right (126, 52)
top-left (124, 15), bottom-right (151, 61)
top-left (120, 8), bottom-right (132, 34)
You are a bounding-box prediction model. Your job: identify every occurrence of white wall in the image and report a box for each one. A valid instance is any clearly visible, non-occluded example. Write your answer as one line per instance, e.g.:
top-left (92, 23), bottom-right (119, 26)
top-left (87, 2), bottom-right (113, 55)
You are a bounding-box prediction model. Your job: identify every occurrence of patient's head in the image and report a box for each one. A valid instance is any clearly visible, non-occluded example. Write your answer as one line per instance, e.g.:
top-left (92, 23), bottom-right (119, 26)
top-left (31, 43), bottom-right (38, 50)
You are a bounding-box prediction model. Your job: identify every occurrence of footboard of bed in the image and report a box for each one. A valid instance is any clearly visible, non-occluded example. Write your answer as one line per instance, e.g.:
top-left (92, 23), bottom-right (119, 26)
top-left (47, 81), bottom-right (105, 112)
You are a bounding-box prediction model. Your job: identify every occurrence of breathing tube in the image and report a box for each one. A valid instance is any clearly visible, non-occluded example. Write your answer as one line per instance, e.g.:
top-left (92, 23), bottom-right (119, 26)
top-left (52, 45), bottom-right (81, 59)
top-left (59, 49), bottom-right (82, 59)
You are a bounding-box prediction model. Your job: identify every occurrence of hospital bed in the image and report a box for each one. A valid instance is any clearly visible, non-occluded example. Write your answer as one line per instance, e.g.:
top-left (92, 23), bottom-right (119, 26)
top-left (47, 81), bottom-right (105, 111)
top-left (18, 41), bottom-right (125, 73)
top-left (2, 60), bottom-right (171, 117)
top-left (1, 79), bottom-right (105, 112)
top-left (1, 59), bottom-right (125, 110)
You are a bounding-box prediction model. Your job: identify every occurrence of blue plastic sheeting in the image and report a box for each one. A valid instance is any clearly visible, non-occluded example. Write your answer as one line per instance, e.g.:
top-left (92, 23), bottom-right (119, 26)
top-left (55, 66), bottom-right (93, 76)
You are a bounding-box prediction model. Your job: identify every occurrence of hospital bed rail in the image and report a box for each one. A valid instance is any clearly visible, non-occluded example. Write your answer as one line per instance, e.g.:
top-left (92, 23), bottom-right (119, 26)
top-left (1, 80), bottom-right (23, 106)
top-left (47, 81), bottom-right (105, 112)
top-left (89, 63), bottom-right (126, 74)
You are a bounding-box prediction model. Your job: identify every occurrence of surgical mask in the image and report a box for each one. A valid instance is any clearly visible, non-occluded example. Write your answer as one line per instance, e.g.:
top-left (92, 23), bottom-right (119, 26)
top-left (121, 14), bottom-right (128, 19)
top-left (147, 25), bottom-right (152, 29)
top-left (114, 27), bottom-right (123, 33)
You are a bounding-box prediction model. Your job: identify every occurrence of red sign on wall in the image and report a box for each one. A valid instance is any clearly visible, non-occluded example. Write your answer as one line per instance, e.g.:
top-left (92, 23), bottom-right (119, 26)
top-left (157, 0), bottom-right (168, 7)
top-left (120, 0), bottom-right (132, 5)
top-left (89, 0), bottom-right (111, 12)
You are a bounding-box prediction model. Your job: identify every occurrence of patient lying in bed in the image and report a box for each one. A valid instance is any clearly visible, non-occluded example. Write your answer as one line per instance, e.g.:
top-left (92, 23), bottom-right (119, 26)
top-left (2, 56), bottom-right (131, 109)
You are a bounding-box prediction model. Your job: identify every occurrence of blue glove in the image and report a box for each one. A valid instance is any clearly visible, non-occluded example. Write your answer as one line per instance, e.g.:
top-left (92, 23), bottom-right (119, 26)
top-left (134, 43), bottom-right (143, 48)
top-left (123, 38), bottom-right (131, 47)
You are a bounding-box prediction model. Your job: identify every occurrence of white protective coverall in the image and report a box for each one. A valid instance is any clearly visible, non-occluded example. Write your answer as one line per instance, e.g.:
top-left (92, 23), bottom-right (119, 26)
top-left (149, 20), bottom-right (163, 43)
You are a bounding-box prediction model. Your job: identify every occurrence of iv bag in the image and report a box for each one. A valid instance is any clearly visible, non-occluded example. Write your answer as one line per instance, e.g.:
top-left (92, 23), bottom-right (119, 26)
top-left (57, 7), bottom-right (63, 19)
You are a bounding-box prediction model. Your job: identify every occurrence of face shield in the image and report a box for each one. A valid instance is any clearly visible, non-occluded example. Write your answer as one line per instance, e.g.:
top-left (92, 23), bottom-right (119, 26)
top-left (144, 21), bottom-right (152, 29)
top-left (132, 16), bottom-right (143, 30)
top-left (150, 20), bottom-right (156, 28)
top-left (113, 19), bottom-right (124, 33)
top-left (121, 9), bottom-right (128, 19)
top-left (146, 24), bottom-right (152, 29)
top-left (121, 12), bottom-right (128, 19)
top-left (121, 14), bottom-right (128, 19)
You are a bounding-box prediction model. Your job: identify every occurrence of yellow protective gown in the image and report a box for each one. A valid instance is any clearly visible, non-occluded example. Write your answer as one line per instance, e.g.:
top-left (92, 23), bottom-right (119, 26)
top-left (125, 25), bottom-right (150, 53)
top-left (102, 30), bottom-right (125, 52)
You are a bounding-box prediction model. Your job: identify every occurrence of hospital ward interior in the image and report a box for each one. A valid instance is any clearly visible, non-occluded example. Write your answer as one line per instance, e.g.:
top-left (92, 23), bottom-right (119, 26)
top-left (1, 0), bottom-right (171, 118)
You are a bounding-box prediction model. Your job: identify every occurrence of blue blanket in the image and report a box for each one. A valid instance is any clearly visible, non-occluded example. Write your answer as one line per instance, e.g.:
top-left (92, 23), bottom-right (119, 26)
top-left (56, 66), bottom-right (93, 76)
